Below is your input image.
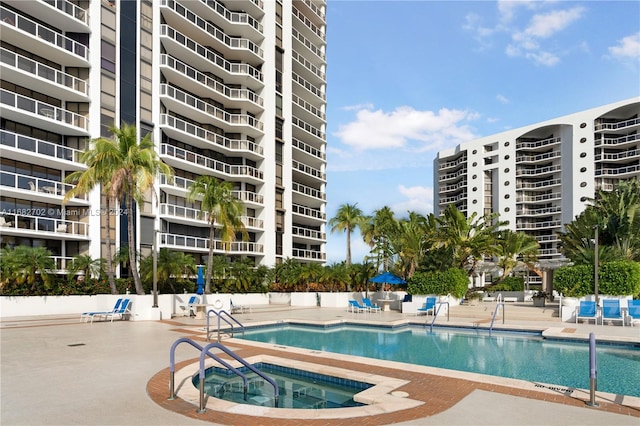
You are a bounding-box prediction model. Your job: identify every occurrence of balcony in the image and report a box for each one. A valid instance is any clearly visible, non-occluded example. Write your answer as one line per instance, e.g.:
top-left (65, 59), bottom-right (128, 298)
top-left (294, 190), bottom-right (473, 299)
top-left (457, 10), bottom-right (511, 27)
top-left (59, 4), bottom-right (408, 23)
top-left (516, 206), bottom-right (562, 216)
top-left (159, 203), bottom-right (208, 225)
top-left (160, 0), bottom-right (263, 63)
top-left (0, 212), bottom-right (88, 239)
top-left (516, 220), bottom-right (561, 231)
top-left (515, 164), bottom-right (561, 177)
top-left (187, 0), bottom-right (263, 38)
top-left (292, 137), bottom-right (325, 162)
top-left (439, 180), bottom-right (467, 194)
top-left (160, 114), bottom-right (262, 158)
top-left (298, 0), bottom-right (326, 24)
top-left (515, 136), bottom-right (561, 150)
top-left (0, 89), bottom-right (89, 135)
top-left (595, 164), bottom-right (640, 177)
top-left (160, 54), bottom-right (263, 111)
top-left (160, 84), bottom-right (263, 136)
top-left (232, 190), bottom-right (264, 205)
top-left (292, 248), bottom-right (325, 261)
top-left (595, 133), bottom-right (640, 147)
top-left (0, 6), bottom-right (89, 66)
top-left (292, 203), bottom-right (325, 221)
top-left (0, 171), bottom-right (88, 205)
top-left (595, 117), bottom-right (640, 132)
top-left (292, 27), bottom-right (325, 62)
top-left (595, 149), bottom-right (640, 162)
top-left (159, 174), bottom-right (193, 196)
top-left (292, 159), bottom-right (325, 181)
top-left (292, 225), bottom-right (325, 241)
top-left (515, 179), bottom-right (561, 190)
top-left (292, 93), bottom-right (325, 123)
top-left (438, 155), bottom-right (467, 170)
top-left (292, 7), bottom-right (325, 42)
top-left (160, 143), bottom-right (263, 183)
top-left (0, 47), bottom-right (89, 101)
top-left (160, 232), bottom-right (264, 254)
top-left (3, 0), bottom-right (89, 31)
top-left (516, 192), bottom-right (562, 203)
top-left (293, 72), bottom-right (325, 101)
top-left (439, 169), bottom-right (466, 182)
top-left (292, 116), bottom-right (325, 141)
top-left (0, 129), bottom-right (85, 170)
top-left (160, 25), bottom-right (262, 90)
top-left (515, 151), bottom-right (560, 164)
top-left (292, 182), bottom-right (325, 206)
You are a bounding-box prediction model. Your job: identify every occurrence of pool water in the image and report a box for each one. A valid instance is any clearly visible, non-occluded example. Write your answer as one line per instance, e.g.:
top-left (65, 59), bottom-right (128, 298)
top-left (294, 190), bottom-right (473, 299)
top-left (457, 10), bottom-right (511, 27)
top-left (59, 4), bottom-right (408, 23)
top-left (239, 324), bottom-right (640, 397)
top-left (196, 362), bottom-right (371, 408)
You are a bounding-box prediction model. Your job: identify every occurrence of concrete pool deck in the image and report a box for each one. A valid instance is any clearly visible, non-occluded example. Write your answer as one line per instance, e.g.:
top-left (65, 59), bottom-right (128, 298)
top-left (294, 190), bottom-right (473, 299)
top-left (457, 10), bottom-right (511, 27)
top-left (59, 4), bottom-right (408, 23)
top-left (1, 302), bottom-right (639, 425)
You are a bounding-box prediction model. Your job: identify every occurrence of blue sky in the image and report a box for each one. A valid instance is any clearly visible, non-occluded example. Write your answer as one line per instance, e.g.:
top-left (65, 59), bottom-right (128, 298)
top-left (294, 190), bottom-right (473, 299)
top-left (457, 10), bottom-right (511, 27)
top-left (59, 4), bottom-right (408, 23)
top-left (323, 0), bottom-right (640, 264)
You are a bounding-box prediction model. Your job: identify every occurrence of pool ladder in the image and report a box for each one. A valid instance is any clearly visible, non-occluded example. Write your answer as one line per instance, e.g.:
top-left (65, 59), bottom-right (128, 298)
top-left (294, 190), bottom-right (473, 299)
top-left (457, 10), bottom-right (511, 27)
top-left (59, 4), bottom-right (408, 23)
top-left (168, 337), bottom-right (279, 413)
top-left (428, 295), bottom-right (450, 332)
top-left (489, 293), bottom-right (505, 335)
top-left (206, 309), bottom-right (244, 342)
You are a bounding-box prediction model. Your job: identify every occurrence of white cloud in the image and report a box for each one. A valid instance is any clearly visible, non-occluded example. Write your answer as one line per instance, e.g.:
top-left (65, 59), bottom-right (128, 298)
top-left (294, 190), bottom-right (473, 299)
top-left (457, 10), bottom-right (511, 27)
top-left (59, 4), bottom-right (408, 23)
top-left (496, 94), bottom-right (510, 104)
top-left (342, 103), bottom-right (375, 111)
top-left (333, 106), bottom-right (478, 152)
top-left (608, 32), bottom-right (640, 60)
top-left (524, 8), bottom-right (584, 39)
top-left (393, 185), bottom-right (433, 215)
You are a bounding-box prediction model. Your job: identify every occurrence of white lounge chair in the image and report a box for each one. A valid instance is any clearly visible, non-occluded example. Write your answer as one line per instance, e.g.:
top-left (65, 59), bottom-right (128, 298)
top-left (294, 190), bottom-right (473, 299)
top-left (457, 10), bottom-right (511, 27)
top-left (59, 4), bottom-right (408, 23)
top-left (179, 295), bottom-right (199, 317)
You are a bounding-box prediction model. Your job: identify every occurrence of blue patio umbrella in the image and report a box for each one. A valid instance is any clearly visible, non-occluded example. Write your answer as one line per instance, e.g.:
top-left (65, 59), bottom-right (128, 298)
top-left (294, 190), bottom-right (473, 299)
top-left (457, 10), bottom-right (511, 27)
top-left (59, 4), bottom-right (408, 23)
top-left (196, 265), bottom-right (204, 295)
top-left (369, 272), bottom-right (406, 291)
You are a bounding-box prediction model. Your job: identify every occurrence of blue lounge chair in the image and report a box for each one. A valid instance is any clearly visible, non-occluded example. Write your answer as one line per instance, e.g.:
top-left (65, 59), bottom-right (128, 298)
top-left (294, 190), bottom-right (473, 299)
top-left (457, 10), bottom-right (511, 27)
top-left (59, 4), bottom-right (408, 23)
top-left (601, 299), bottom-right (624, 326)
top-left (348, 300), bottom-right (367, 313)
top-left (362, 297), bottom-right (381, 313)
top-left (626, 300), bottom-right (640, 326)
top-left (80, 298), bottom-right (122, 323)
top-left (575, 300), bottom-right (598, 325)
top-left (417, 297), bottom-right (437, 316)
top-left (102, 299), bottom-right (132, 322)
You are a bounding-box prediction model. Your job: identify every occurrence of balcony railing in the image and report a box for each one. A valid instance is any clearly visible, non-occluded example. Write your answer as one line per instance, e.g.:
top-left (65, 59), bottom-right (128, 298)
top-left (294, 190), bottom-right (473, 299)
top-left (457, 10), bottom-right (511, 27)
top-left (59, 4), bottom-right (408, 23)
top-left (595, 133), bottom-right (640, 146)
top-left (595, 149), bottom-right (640, 161)
top-left (516, 179), bottom-right (561, 189)
top-left (292, 49), bottom-right (325, 81)
top-left (515, 164), bottom-right (561, 176)
top-left (292, 248), bottom-right (325, 261)
top-left (438, 155), bottom-right (467, 170)
top-left (0, 6), bottom-right (89, 61)
top-left (160, 232), bottom-right (264, 253)
top-left (160, 114), bottom-right (262, 156)
top-left (292, 182), bottom-right (325, 200)
top-left (292, 72), bottom-right (325, 100)
top-left (292, 7), bottom-right (325, 41)
top-left (292, 93), bottom-right (325, 120)
top-left (301, 0), bottom-right (325, 21)
top-left (43, 0), bottom-right (89, 24)
top-left (516, 192), bottom-right (562, 202)
top-left (161, 54), bottom-right (263, 107)
top-left (161, 0), bottom-right (263, 58)
top-left (516, 136), bottom-right (561, 150)
top-left (595, 117), bottom-right (640, 131)
top-left (198, 0), bottom-right (263, 33)
top-left (0, 171), bottom-right (87, 200)
top-left (160, 143), bottom-right (263, 180)
top-left (0, 129), bottom-right (84, 164)
top-left (516, 151), bottom-right (561, 163)
top-left (292, 137), bottom-right (325, 160)
top-left (232, 190), bottom-right (264, 204)
top-left (292, 225), bottom-right (325, 240)
top-left (292, 203), bottom-right (325, 220)
top-left (292, 27), bottom-right (325, 61)
top-left (0, 212), bottom-right (88, 236)
top-left (0, 89), bottom-right (88, 131)
top-left (595, 164), bottom-right (640, 176)
top-left (292, 159), bottom-right (325, 180)
top-left (161, 84), bottom-right (263, 131)
top-left (516, 206), bottom-right (562, 216)
top-left (439, 169), bottom-right (466, 181)
top-left (160, 25), bottom-right (262, 82)
top-left (516, 220), bottom-right (561, 230)
top-left (0, 47), bottom-right (88, 96)
top-left (292, 116), bottom-right (325, 139)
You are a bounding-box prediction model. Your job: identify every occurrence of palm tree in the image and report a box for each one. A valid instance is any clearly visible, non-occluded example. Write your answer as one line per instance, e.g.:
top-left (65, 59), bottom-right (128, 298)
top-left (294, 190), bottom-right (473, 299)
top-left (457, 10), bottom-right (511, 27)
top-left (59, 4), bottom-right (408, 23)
top-left (361, 206), bottom-right (397, 271)
top-left (9, 246), bottom-right (55, 292)
top-left (329, 203), bottom-right (365, 266)
top-left (494, 230), bottom-right (539, 284)
top-left (140, 248), bottom-right (195, 293)
top-left (392, 211), bottom-right (433, 279)
top-left (66, 123), bottom-right (173, 295)
top-left (67, 255), bottom-right (106, 281)
top-left (186, 176), bottom-right (247, 294)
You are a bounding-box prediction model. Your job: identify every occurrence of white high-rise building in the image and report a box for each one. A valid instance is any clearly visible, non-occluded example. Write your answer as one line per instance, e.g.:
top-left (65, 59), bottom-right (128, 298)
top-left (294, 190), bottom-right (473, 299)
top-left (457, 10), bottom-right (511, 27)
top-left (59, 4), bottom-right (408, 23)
top-left (0, 0), bottom-right (327, 274)
top-left (434, 97), bottom-right (640, 278)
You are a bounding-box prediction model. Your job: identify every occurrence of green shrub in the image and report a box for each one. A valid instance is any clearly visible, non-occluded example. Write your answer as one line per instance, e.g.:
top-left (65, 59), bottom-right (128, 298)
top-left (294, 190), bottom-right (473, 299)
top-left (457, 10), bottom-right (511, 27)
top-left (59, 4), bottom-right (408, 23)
top-left (553, 265), bottom-right (593, 297)
top-left (490, 276), bottom-right (524, 291)
top-left (599, 261), bottom-right (640, 296)
top-left (407, 268), bottom-right (468, 298)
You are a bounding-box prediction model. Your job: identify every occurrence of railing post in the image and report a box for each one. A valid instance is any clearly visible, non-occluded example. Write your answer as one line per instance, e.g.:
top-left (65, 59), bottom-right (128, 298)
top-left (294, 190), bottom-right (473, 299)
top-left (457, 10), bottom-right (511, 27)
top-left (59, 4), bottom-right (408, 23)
top-left (587, 332), bottom-right (599, 407)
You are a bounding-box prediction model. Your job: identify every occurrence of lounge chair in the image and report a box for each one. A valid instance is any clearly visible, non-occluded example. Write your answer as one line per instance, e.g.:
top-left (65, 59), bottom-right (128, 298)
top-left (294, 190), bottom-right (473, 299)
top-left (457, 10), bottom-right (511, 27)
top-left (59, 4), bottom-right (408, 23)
top-left (81, 298), bottom-right (122, 323)
top-left (625, 299), bottom-right (640, 326)
top-left (179, 295), bottom-right (199, 317)
top-left (230, 299), bottom-right (249, 314)
top-left (601, 299), bottom-right (624, 326)
top-left (348, 300), bottom-right (367, 313)
top-left (102, 299), bottom-right (132, 322)
top-left (575, 300), bottom-right (598, 325)
top-left (362, 297), bottom-right (381, 313)
top-left (416, 297), bottom-right (437, 316)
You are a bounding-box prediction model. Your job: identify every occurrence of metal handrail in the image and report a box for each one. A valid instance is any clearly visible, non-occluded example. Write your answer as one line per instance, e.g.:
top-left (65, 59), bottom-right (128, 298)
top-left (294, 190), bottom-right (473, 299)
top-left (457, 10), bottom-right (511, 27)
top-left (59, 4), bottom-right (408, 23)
top-left (428, 299), bottom-right (450, 332)
top-left (206, 309), bottom-right (244, 342)
top-left (489, 294), bottom-right (505, 334)
top-left (199, 342), bottom-right (279, 411)
top-left (168, 337), bottom-right (248, 404)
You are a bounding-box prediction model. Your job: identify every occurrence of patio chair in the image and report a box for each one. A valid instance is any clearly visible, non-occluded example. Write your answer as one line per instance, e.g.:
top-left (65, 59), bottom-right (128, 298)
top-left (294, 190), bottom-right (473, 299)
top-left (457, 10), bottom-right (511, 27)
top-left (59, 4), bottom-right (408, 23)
top-left (102, 299), bottom-right (132, 322)
top-left (348, 300), bottom-right (367, 313)
top-left (362, 297), bottom-right (381, 313)
top-left (416, 297), bottom-right (437, 316)
top-left (230, 299), bottom-right (249, 314)
top-left (80, 298), bottom-right (122, 323)
top-left (601, 299), bottom-right (624, 326)
top-left (625, 299), bottom-right (640, 326)
top-left (575, 300), bottom-right (598, 325)
top-left (179, 295), bottom-right (199, 317)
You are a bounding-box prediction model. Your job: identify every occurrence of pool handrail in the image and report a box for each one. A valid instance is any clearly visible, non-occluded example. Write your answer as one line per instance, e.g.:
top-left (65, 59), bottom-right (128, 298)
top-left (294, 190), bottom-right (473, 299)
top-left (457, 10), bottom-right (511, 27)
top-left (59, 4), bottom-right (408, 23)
top-left (168, 337), bottom-right (248, 403)
top-left (199, 341), bottom-right (280, 411)
top-left (206, 309), bottom-right (245, 342)
top-left (428, 298), bottom-right (450, 332)
top-left (489, 294), bottom-right (505, 334)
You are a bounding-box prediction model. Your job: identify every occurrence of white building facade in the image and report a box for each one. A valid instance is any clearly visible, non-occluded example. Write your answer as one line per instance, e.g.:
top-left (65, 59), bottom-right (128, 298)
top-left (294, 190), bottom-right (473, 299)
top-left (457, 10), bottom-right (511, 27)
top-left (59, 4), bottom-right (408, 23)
top-left (0, 0), bottom-right (327, 273)
top-left (434, 98), bottom-right (640, 282)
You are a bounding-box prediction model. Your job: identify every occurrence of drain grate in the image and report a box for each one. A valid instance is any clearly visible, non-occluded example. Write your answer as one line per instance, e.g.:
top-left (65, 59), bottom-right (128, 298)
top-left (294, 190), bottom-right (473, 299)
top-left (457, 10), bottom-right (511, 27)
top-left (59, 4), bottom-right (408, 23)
top-left (67, 343), bottom-right (85, 347)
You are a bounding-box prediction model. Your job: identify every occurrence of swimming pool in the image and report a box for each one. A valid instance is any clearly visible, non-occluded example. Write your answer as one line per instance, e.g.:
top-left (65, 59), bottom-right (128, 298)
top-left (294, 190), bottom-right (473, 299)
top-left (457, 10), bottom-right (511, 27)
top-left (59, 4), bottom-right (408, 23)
top-left (239, 323), bottom-right (640, 397)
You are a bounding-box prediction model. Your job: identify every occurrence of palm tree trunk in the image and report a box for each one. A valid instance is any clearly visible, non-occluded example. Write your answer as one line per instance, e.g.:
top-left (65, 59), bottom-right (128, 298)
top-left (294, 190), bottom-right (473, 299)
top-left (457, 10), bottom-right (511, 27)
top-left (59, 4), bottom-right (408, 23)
top-left (105, 196), bottom-right (117, 294)
top-left (205, 222), bottom-right (215, 294)
top-left (346, 230), bottom-right (352, 266)
top-left (127, 193), bottom-right (143, 294)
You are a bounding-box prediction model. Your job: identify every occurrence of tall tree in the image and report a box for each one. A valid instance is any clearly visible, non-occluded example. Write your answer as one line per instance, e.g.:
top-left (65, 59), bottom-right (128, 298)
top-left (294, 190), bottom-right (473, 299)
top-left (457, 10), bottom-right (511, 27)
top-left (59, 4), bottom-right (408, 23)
top-left (494, 229), bottom-right (539, 283)
top-left (361, 206), bottom-right (397, 271)
top-left (187, 176), bottom-right (247, 294)
top-left (66, 123), bottom-right (173, 295)
top-left (329, 203), bottom-right (365, 266)
top-left (392, 211), bottom-right (433, 279)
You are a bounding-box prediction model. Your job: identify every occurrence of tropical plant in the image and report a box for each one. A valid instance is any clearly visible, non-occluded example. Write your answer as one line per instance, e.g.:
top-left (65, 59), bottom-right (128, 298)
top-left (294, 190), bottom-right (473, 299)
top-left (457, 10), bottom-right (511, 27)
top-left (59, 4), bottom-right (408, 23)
top-left (361, 206), bottom-right (397, 271)
top-left (407, 268), bottom-right (468, 299)
top-left (329, 203), bottom-right (365, 266)
top-left (65, 123), bottom-right (173, 295)
top-left (140, 248), bottom-right (195, 293)
top-left (67, 255), bottom-right (106, 280)
top-left (494, 229), bottom-right (539, 283)
top-left (187, 176), bottom-right (247, 294)
top-left (391, 211), bottom-right (434, 279)
top-left (5, 246), bottom-right (55, 292)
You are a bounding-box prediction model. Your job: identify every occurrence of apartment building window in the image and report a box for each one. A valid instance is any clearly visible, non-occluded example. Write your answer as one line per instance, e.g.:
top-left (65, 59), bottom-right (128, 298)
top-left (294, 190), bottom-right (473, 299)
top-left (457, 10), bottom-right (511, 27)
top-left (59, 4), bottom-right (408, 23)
top-left (101, 41), bottom-right (116, 73)
top-left (275, 189), bottom-right (283, 209)
top-left (276, 95), bottom-right (283, 117)
top-left (275, 117), bottom-right (283, 140)
top-left (275, 48), bottom-right (283, 94)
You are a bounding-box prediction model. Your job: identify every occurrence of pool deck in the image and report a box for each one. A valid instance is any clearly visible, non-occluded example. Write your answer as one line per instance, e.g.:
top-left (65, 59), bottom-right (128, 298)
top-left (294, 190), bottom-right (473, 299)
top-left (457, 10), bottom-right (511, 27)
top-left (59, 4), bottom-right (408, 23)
top-left (1, 302), bottom-right (639, 425)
